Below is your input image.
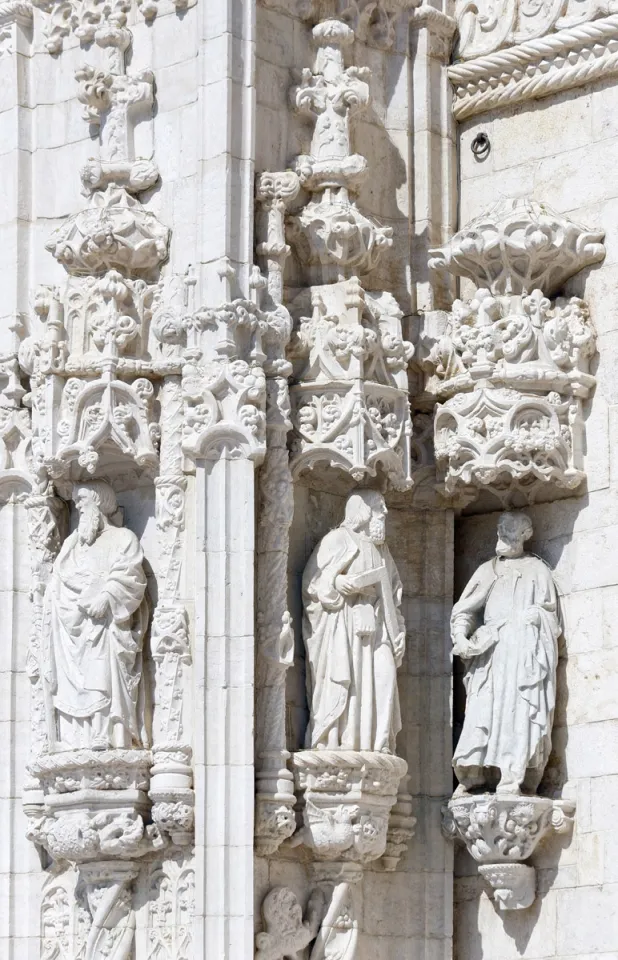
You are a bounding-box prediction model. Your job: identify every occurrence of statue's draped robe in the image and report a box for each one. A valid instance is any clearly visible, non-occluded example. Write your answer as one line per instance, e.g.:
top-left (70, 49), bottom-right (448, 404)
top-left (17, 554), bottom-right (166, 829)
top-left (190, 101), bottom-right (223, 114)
top-left (302, 527), bottom-right (405, 752)
top-left (42, 525), bottom-right (148, 749)
top-left (452, 555), bottom-right (561, 785)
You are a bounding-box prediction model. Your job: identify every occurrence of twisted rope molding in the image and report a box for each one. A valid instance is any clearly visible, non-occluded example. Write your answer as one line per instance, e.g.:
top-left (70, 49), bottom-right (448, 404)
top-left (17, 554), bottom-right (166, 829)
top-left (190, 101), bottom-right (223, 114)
top-left (449, 14), bottom-right (618, 120)
top-left (292, 750), bottom-right (408, 774)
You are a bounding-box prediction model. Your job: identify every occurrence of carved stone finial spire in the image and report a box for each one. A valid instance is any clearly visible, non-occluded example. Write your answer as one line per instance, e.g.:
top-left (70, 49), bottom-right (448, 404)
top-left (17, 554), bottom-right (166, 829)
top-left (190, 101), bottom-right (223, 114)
top-left (45, 23), bottom-right (169, 280)
top-left (289, 18), bottom-right (393, 283)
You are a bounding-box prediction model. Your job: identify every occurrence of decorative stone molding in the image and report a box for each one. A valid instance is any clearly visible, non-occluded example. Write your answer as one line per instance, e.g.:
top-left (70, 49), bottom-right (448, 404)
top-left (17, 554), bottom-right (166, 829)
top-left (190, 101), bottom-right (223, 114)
top-left (289, 278), bottom-right (413, 487)
top-left (289, 19), bottom-right (393, 284)
top-left (426, 199), bottom-right (604, 500)
top-left (32, 0), bottom-right (194, 55)
top-left (255, 384), bottom-right (297, 856)
top-left (454, 0), bottom-right (618, 60)
top-left (253, 174), bottom-right (299, 857)
top-left (181, 295), bottom-right (291, 464)
top-left (258, 0), bottom-right (420, 49)
top-left (256, 171), bottom-right (301, 307)
top-left (442, 794), bottom-right (575, 910)
top-left (147, 856), bottom-right (195, 959)
top-left (449, 14), bottom-right (618, 121)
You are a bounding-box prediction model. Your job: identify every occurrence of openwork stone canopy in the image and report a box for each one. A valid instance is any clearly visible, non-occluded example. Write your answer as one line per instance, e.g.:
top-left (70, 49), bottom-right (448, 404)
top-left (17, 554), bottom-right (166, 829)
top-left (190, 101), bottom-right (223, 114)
top-left (429, 198), bottom-right (605, 298)
top-left (427, 198), bottom-right (604, 501)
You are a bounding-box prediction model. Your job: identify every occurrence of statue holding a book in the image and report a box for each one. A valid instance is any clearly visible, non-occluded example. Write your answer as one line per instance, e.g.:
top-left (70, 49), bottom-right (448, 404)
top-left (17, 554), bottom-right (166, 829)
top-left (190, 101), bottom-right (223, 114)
top-left (301, 490), bottom-right (406, 754)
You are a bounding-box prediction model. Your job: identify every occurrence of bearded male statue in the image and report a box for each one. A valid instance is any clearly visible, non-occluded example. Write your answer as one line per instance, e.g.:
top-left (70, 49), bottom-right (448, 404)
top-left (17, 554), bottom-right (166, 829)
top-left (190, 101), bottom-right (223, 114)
top-left (452, 512), bottom-right (561, 796)
top-left (302, 490), bottom-right (406, 754)
top-left (42, 481), bottom-right (149, 752)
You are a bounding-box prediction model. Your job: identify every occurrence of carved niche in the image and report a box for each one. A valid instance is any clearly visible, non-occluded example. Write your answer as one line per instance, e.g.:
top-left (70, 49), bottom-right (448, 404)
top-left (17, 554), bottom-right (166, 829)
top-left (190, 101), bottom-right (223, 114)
top-left (254, 15), bottom-right (416, 959)
top-left (427, 198), bottom-right (604, 502)
top-left (442, 511), bottom-right (575, 910)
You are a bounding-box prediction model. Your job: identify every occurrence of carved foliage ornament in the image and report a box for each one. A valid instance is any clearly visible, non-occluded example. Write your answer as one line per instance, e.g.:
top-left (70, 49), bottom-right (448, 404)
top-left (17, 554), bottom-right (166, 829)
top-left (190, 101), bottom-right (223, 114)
top-left (443, 794), bottom-right (575, 909)
top-left (182, 297), bottom-right (292, 463)
top-left (32, 0), bottom-right (194, 55)
top-left (455, 0), bottom-right (618, 60)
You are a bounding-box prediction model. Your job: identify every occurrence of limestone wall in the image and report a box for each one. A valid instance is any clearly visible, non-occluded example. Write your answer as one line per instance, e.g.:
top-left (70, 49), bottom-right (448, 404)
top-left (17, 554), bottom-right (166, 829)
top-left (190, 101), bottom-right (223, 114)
top-left (455, 79), bottom-right (618, 960)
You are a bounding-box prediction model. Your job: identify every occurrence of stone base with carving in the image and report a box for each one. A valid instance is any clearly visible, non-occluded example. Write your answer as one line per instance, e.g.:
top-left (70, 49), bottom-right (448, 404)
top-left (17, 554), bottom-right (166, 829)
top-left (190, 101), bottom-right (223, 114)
top-left (25, 750), bottom-right (162, 863)
top-left (149, 744), bottom-right (195, 846)
top-left (255, 751), bottom-right (297, 857)
top-left (442, 793), bottom-right (575, 911)
top-left (291, 750), bottom-right (410, 865)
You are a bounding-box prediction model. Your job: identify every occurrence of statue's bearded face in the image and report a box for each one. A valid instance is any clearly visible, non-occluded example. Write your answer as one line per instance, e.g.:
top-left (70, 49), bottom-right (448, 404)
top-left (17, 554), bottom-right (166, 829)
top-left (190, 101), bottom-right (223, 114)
top-left (368, 505), bottom-right (386, 544)
top-left (77, 499), bottom-right (102, 545)
top-left (496, 523), bottom-right (524, 557)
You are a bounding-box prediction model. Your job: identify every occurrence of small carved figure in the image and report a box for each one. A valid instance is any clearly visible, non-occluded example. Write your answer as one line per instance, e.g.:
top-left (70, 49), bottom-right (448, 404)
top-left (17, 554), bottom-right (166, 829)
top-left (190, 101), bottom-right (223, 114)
top-left (255, 887), bottom-right (323, 960)
top-left (452, 512), bottom-right (561, 795)
top-left (42, 481), bottom-right (149, 751)
top-left (302, 490), bottom-right (406, 753)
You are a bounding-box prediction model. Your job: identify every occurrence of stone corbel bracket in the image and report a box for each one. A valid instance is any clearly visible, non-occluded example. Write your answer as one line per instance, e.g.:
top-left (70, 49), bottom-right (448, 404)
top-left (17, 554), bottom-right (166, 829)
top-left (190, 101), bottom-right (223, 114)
top-left (290, 750), bottom-right (415, 869)
top-left (449, 14), bottom-right (618, 121)
top-left (426, 198), bottom-right (604, 502)
top-left (442, 793), bottom-right (575, 910)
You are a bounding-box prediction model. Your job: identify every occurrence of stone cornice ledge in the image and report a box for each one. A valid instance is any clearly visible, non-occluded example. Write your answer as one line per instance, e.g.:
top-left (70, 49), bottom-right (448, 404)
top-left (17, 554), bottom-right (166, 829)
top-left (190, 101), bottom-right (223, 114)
top-left (449, 13), bottom-right (618, 121)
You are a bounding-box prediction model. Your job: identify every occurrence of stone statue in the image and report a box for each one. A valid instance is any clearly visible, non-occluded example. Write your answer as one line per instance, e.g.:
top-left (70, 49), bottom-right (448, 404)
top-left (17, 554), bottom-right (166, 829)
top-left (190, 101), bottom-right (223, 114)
top-left (302, 490), bottom-right (406, 753)
top-left (451, 512), bottom-right (561, 795)
top-left (42, 481), bottom-right (149, 751)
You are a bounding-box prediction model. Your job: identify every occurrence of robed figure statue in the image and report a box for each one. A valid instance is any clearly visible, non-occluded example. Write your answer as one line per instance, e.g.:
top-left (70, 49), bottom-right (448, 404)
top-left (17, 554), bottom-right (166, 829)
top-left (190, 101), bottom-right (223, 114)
top-left (42, 481), bottom-right (149, 752)
top-left (452, 512), bottom-right (561, 796)
top-left (302, 490), bottom-right (406, 754)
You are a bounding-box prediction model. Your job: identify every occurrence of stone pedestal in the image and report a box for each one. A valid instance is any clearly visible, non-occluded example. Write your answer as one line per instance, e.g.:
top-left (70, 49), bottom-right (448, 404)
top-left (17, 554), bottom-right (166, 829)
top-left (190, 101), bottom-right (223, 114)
top-left (292, 750), bottom-right (409, 865)
top-left (443, 793), bottom-right (575, 910)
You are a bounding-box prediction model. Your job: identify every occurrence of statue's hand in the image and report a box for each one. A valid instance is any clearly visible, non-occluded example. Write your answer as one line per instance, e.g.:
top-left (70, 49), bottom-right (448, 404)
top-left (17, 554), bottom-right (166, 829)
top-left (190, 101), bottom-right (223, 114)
top-left (524, 606), bottom-right (541, 626)
top-left (452, 631), bottom-right (470, 658)
top-left (83, 594), bottom-right (109, 619)
top-left (335, 575), bottom-right (357, 598)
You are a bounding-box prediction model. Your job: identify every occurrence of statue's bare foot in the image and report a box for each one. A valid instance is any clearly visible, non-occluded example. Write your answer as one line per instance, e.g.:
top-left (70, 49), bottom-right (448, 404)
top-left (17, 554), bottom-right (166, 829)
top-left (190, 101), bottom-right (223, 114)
top-left (91, 736), bottom-right (109, 752)
top-left (496, 780), bottom-right (521, 796)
